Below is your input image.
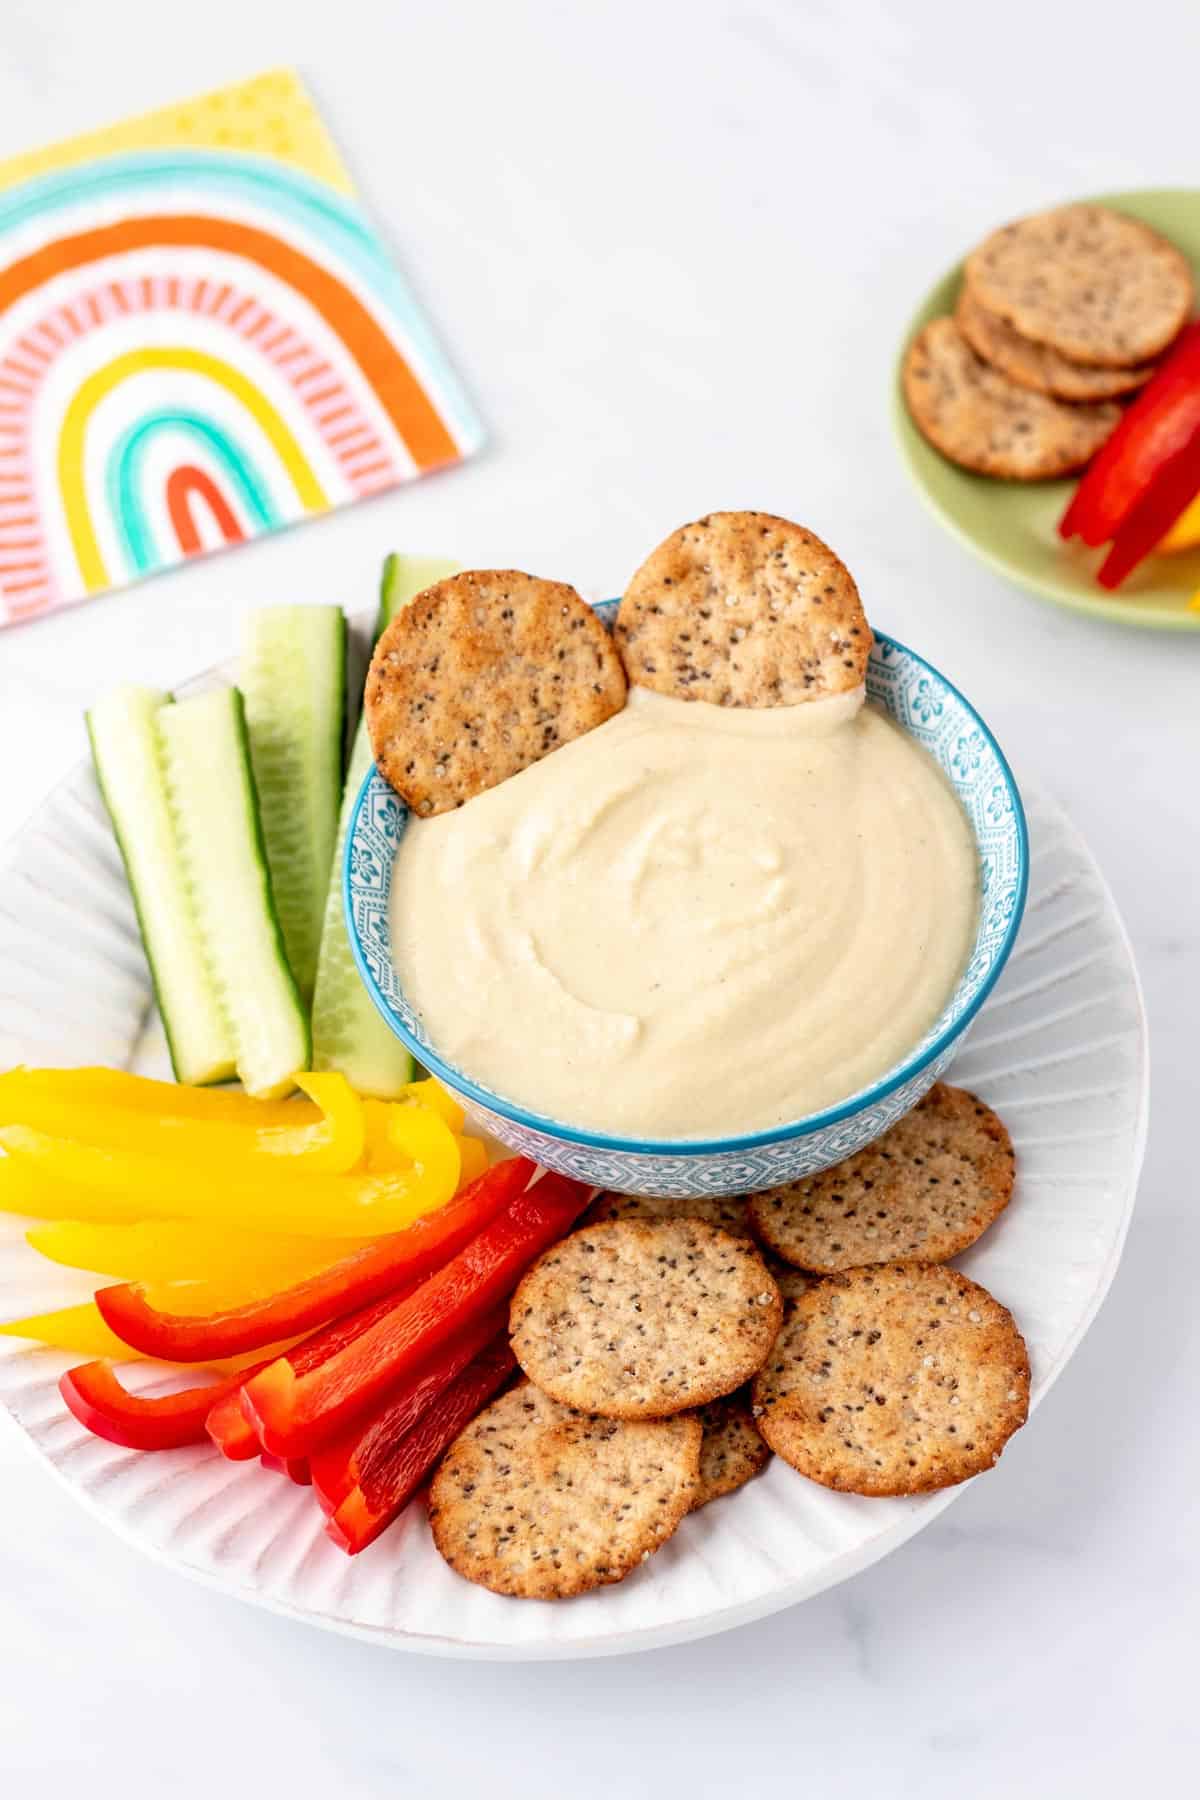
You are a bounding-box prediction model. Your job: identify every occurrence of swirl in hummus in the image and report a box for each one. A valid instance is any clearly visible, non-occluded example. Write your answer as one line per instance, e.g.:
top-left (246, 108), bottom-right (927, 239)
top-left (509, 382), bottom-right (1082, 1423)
top-left (388, 685), bottom-right (979, 1140)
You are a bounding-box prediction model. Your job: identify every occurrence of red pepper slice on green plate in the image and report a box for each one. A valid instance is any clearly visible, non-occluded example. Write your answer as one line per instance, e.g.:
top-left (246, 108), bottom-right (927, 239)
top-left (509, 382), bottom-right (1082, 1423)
top-left (97, 1157), bottom-right (536, 1361)
top-left (326, 1338), bottom-right (516, 1555)
top-left (1095, 429), bottom-right (1200, 587)
top-left (1059, 322), bottom-right (1200, 549)
top-left (242, 1172), bottom-right (589, 1458)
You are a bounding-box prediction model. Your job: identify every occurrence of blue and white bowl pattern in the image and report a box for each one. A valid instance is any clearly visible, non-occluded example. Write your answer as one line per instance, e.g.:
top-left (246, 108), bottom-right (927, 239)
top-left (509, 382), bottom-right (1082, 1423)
top-left (345, 618), bottom-right (1028, 1196)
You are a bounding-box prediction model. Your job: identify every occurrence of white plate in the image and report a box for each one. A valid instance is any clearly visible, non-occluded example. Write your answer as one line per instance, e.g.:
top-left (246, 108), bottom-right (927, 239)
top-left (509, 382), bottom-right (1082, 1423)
top-left (0, 646), bottom-right (1148, 1659)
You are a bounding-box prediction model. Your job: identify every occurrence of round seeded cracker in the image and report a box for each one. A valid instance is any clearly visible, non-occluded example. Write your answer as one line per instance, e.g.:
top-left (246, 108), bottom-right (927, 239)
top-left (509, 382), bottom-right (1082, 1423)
top-left (365, 570), bottom-right (627, 816)
top-left (616, 512), bottom-right (870, 706)
top-left (765, 1258), bottom-right (810, 1306)
top-left (748, 1084), bottom-right (1015, 1273)
top-left (428, 1381), bottom-right (701, 1599)
top-left (965, 203), bottom-right (1192, 369)
top-left (752, 1262), bottom-right (1030, 1496)
top-left (510, 1219), bottom-right (783, 1419)
top-left (690, 1388), bottom-right (772, 1510)
top-left (955, 285), bottom-right (1157, 401)
top-left (584, 1190), bottom-right (754, 1238)
top-left (904, 318), bottom-right (1120, 479)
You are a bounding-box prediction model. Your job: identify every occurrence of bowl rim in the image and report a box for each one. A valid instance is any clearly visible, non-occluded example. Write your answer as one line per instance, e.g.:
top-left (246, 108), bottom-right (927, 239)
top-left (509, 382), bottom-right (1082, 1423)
top-left (343, 627), bottom-right (1030, 1157)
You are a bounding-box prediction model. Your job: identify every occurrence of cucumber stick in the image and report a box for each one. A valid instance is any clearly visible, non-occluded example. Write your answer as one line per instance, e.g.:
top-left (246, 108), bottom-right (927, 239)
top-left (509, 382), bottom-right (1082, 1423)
top-left (159, 687), bottom-right (309, 1098)
top-left (239, 605), bottom-right (346, 1006)
top-left (310, 553), bottom-right (459, 1095)
top-left (86, 687), bottom-right (236, 1087)
top-left (376, 550), bottom-right (456, 638)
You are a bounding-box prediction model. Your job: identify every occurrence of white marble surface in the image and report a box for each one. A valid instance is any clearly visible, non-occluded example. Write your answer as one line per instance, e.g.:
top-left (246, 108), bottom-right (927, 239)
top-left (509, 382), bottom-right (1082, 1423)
top-left (0, 0), bottom-right (1196, 1790)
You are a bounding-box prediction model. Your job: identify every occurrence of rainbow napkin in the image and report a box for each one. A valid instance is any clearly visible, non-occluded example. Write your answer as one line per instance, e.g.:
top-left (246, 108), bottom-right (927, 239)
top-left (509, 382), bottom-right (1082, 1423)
top-left (0, 69), bottom-right (482, 625)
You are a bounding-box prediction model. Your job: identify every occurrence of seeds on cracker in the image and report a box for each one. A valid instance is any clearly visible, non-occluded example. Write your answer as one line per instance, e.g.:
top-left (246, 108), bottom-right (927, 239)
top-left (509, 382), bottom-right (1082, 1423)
top-left (365, 570), bottom-right (627, 817)
top-left (903, 318), bottom-right (1120, 480)
top-left (748, 1083), bottom-right (1014, 1273)
top-left (585, 1190), bottom-right (754, 1239)
top-left (427, 1381), bottom-right (701, 1599)
top-left (690, 1388), bottom-right (772, 1510)
top-left (509, 1219), bottom-right (783, 1419)
top-left (955, 286), bottom-right (1157, 402)
top-left (965, 203), bottom-right (1193, 369)
top-left (765, 1258), bottom-right (810, 1307)
top-left (615, 511), bottom-right (871, 707)
top-left (752, 1262), bottom-right (1030, 1496)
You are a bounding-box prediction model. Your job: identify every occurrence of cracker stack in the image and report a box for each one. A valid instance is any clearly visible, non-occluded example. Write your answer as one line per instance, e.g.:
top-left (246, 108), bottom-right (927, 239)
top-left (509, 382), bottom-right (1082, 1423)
top-left (426, 1083), bottom-right (1032, 1597)
top-left (429, 1218), bottom-right (785, 1599)
top-left (904, 203), bottom-right (1193, 479)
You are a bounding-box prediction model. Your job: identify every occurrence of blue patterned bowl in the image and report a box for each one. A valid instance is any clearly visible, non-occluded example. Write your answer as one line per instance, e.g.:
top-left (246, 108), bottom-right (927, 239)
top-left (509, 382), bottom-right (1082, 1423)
top-left (344, 613), bottom-right (1028, 1196)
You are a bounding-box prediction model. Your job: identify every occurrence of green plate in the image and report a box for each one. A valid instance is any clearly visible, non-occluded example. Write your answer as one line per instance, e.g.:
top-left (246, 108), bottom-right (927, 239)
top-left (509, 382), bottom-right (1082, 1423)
top-left (893, 188), bottom-right (1200, 632)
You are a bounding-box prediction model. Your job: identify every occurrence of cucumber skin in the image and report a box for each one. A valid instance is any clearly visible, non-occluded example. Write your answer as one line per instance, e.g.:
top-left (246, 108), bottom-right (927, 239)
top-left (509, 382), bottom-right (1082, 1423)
top-left (376, 552), bottom-right (405, 639)
top-left (160, 686), bottom-right (310, 1099)
top-left (376, 552), bottom-right (401, 639)
top-left (230, 686), bottom-right (313, 1088)
top-left (240, 606), bottom-right (347, 1007)
top-left (309, 724), bottom-right (404, 1095)
top-left (310, 553), bottom-right (459, 1095)
top-left (86, 694), bottom-right (236, 1088)
top-left (376, 552), bottom-right (460, 638)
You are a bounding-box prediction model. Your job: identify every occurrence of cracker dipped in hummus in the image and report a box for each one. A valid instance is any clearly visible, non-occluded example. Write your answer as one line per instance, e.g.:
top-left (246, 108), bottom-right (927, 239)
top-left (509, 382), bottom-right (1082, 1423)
top-left (366, 512), bottom-right (979, 1141)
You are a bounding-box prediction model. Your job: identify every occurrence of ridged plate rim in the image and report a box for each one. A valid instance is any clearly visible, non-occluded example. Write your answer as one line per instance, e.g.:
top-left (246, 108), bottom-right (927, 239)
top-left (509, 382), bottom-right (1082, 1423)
top-left (0, 624), bottom-right (1149, 1660)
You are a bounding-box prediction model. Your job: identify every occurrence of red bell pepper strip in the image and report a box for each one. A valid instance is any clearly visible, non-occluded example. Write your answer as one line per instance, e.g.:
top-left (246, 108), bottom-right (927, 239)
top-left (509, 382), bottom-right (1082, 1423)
top-left (1058, 323), bottom-right (1200, 547)
top-left (205, 1385), bottom-right (260, 1460)
top-left (206, 1287), bottom-right (426, 1460)
top-left (243, 1172), bottom-right (589, 1458)
top-left (59, 1360), bottom-right (265, 1452)
top-left (96, 1157), bottom-right (535, 1361)
top-left (309, 1303), bottom-right (508, 1515)
top-left (260, 1452), bottom-right (312, 1484)
top-left (326, 1338), bottom-right (516, 1554)
top-left (1095, 429), bottom-right (1200, 586)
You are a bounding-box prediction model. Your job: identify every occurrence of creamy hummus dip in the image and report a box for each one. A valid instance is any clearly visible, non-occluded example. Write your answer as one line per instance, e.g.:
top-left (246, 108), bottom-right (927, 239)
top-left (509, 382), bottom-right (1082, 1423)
top-left (389, 687), bottom-right (979, 1140)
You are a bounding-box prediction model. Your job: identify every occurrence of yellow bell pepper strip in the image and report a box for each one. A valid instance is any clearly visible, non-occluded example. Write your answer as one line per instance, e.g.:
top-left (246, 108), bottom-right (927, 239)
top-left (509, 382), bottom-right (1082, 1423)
top-left (0, 1105), bottom-right (459, 1237)
top-left (0, 1157), bottom-right (147, 1225)
top-left (96, 1157), bottom-right (536, 1361)
top-left (25, 1219), bottom-right (369, 1285)
top-left (135, 1273), bottom-right (336, 1317)
top-left (395, 1078), bottom-right (465, 1133)
top-left (361, 1099), bottom-right (403, 1171)
top-left (0, 1069), bottom-right (365, 1176)
top-left (0, 1066), bottom-right (312, 1127)
top-left (454, 1134), bottom-right (489, 1187)
top-left (1158, 491), bottom-right (1200, 550)
top-left (0, 1302), bottom-right (144, 1360)
top-left (246, 1071), bottom-right (365, 1173)
top-left (363, 1098), bottom-right (481, 1190)
top-left (390, 1108), bottom-right (460, 1195)
top-left (0, 1303), bottom-right (295, 1373)
top-left (383, 1104), bottom-right (459, 1196)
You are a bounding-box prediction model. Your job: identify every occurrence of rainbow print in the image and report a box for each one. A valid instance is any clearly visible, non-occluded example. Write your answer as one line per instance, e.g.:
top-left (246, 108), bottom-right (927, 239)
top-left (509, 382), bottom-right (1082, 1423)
top-left (0, 70), bottom-right (482, 625)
